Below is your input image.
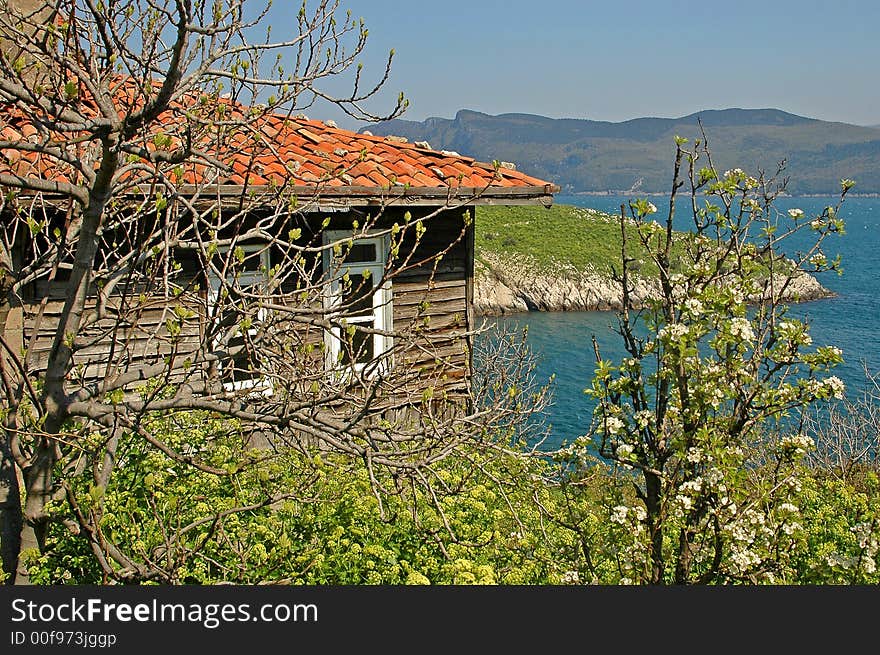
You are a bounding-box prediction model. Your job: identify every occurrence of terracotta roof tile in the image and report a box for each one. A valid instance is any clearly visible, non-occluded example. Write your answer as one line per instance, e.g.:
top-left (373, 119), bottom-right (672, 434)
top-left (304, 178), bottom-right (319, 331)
top-left (0, 86), bottom-right (559, 200)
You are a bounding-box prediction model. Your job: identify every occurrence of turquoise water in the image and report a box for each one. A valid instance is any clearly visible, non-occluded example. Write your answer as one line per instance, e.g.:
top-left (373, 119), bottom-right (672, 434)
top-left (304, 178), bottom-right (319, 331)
top-left (482, 194), bottom-right (880, 450)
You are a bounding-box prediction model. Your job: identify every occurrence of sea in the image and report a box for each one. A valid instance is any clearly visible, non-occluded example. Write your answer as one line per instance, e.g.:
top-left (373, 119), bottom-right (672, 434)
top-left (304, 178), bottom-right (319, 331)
top-left (481, 193), bottom-right (880, 451)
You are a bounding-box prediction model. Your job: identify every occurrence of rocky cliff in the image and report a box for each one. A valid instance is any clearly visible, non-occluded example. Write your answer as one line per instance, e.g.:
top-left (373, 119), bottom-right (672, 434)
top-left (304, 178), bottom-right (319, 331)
top-left (474, 252), bottom-right (834, 316)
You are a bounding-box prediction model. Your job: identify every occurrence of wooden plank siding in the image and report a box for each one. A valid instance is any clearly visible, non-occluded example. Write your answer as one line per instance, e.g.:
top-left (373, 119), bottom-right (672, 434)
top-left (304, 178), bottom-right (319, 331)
top-left (17, 205), bottom-right (475, 399)
top-left (21, 295), bottom-right (205, 385)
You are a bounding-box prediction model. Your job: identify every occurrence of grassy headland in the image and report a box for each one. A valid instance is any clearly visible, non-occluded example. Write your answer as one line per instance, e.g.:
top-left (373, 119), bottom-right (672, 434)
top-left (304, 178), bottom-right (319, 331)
top-left (475, 203), bottom-right (664, 277)
top-left (473, 203), bottom-right (831, 315)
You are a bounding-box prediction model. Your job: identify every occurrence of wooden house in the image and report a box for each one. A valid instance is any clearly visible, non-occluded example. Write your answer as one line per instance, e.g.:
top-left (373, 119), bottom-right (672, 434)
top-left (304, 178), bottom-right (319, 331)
top-left (0, 96), bottom-right (558, 408)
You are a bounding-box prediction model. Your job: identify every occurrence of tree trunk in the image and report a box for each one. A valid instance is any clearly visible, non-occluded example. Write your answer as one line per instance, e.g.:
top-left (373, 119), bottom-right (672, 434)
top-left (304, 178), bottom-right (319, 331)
top-left (645, 471), bottom-right (665, 584)
top-left (0, 430), bottom-right (22, 584)
top-left (12, 140), bottom-right (116, 584)
top-left (1, 274), bottom-right (23, 583)
top-left (14, 442), bottom-right (54, 584)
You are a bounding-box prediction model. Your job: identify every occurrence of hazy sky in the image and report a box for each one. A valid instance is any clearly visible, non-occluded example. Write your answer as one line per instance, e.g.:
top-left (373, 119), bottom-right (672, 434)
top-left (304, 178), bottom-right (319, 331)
top-left (259, 0), bottom-right (880, 130)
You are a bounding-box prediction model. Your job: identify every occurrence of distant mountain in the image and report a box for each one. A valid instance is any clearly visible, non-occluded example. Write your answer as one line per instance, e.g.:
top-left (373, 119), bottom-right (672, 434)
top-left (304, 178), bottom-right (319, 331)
top-left (365, 109), bottom-right (880, 195)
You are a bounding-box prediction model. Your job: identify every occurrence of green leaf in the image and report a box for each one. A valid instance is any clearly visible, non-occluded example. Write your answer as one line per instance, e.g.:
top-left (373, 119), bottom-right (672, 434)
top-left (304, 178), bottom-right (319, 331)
top-left (88, 485), bottom-right (104, 503)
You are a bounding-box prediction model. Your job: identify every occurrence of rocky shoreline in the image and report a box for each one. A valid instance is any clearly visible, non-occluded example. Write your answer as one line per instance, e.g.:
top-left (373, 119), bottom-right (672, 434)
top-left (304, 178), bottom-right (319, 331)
top-left (474, 252), bottom-right (835, 316)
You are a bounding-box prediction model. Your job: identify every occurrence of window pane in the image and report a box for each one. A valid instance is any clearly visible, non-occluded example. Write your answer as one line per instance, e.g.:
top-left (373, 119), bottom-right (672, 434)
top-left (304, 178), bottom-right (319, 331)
top-left (222, 333), bottom-right (261, 385)
top-left (343, 242), bottom-right (377, 264)
top-left (341, 272), bottom-right (375, 316)
top-left (322, 235), bottom-right (391, 375)
top-left (340, 326), bottom-right (374, 366)
top-left (239, 248), bottom-right (266, 273)
top-left (214, 286), bottom-right (261, 386)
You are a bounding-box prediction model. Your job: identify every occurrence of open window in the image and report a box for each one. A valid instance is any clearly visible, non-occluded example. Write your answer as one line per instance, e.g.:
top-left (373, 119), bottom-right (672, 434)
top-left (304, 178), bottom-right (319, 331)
top-left (323, 231), bottom-right (393, 377)
top-left (207, 243), bottom-right (272, 394)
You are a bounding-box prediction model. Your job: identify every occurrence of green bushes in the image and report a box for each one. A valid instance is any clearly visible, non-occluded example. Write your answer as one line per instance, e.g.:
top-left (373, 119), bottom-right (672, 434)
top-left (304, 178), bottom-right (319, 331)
top-left (25, 413), bottom-right (578, 585)
top-left (793, 473), bottom-right (880, 584)
top-left (22, 406), bottom-right (879, 585)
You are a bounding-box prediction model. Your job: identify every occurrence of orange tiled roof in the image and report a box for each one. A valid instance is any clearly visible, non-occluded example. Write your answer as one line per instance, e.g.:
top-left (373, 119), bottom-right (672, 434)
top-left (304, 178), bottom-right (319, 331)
top-left (0, 87), bottom-right (559, 203)
top-left (220, 113), bottom-right (558, 195)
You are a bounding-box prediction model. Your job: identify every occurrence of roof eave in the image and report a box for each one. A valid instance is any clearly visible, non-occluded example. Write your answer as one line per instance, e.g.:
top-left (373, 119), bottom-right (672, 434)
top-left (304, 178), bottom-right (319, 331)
top-left (6, 183), bottom-right (560, 208)
top-left (179, 183), bottom-right (560, 207)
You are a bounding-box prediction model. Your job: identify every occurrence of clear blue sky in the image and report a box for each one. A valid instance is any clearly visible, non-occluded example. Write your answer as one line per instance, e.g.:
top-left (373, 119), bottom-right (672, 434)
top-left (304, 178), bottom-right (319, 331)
top-left (258, 0), bottom-right (880, 129)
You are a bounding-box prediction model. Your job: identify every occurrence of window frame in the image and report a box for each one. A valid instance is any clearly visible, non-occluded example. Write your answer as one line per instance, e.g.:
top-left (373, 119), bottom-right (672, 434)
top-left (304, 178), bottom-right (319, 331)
top-left (206, 242), bottom-right (273, 394)
top-left (322, 230), bottom-right (393, 378)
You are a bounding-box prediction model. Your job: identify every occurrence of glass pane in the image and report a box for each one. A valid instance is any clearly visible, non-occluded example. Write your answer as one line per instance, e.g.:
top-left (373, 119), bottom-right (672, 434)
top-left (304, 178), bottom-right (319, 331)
top-left (217, 286), bottom-right (247, 320)
top-left (340, 326), bottom-right (374, 366)
top-left (239, 248), bottom-right (265, 273)
top-left (222, 333), bottom-right (261, 385)
top-left (343, 242), bottom-right (377, 264)
top-left (341, 272), bottom-right (375, 316)
top-left (214, 284), bottom-right (262, 385)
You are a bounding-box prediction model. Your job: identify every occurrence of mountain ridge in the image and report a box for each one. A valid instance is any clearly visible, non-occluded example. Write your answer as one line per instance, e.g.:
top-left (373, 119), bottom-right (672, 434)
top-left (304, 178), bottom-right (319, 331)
top-left (365, 108), bottom-right (880, 194)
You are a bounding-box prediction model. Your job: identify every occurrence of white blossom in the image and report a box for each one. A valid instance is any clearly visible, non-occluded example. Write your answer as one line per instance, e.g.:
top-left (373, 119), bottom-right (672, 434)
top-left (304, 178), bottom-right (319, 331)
top-left (610, 505), bottom-right (629, 525)
top-left (823, 376), bottom-right (846, 399)
top-left (659, 323), bottom-right (689, 341)
top-left (788, 208), bottom-right (805, 219)
top-left (675, 494), bottom-right (693, 511)
top-left (729, 317), bottom-right (755, 342)
top-left (560, 570), bottom-right (580, 584)
top-left (729, 548), bottom-right (761, 574)
top-left (705, 467), bottom-right (723, 485)
top-left (683, 298), bottom-right (704, 316)
top-left (826, 553), bottom-right (856, 570)
top-left (605, 416), bottom-right (625, 436)
top-left (781, 521), bottom-right (801, 536)
top-left (616, 443), bottom-right (634, 459)
top-left (809, 252), bottom-right (828, 267)
top-left (635, 410), bottom-right (653, 429)
top-left (680, 478), bottom-right (704, 494)
top-left (780, 433), bottom-right (813, 454)
top-left (854, 522), bottom-right (879, 552)
top-left (779, 321), bottom-right (813, 346)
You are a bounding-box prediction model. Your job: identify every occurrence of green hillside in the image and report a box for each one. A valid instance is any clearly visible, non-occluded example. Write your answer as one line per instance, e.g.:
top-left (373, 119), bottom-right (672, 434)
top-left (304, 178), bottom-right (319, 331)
top-left (369, 109), bottom-right (880, 195)
top-left (476, 203), bottom-right (628, 272)
top-left (475, 203), bottom-right (683, 281)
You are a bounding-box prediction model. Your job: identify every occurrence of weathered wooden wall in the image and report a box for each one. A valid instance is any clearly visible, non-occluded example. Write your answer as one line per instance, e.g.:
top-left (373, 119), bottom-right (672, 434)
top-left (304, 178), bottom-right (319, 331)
top-left (17, 204), bottom-right (474, 399)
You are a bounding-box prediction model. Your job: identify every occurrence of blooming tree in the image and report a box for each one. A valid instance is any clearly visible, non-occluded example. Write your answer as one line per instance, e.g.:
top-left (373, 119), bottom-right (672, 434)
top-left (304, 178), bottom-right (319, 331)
top-left (578, 130), bottom-right (851, 583)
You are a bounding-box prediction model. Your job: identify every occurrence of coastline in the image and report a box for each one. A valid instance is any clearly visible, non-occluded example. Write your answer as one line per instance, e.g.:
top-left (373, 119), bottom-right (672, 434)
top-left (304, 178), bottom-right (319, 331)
top-left (474, 252), bottom-right (835, 317)
top-left (561, 191), bottom-right (880, 198)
